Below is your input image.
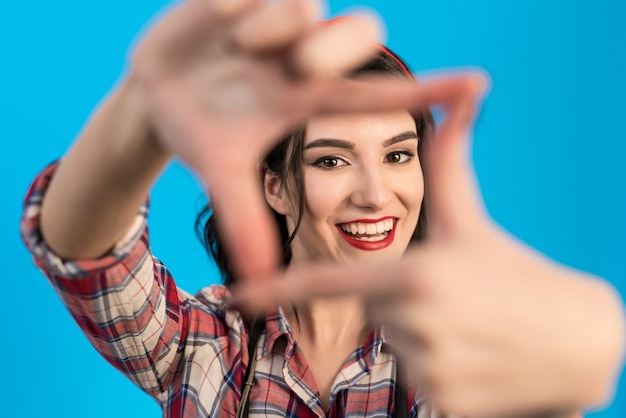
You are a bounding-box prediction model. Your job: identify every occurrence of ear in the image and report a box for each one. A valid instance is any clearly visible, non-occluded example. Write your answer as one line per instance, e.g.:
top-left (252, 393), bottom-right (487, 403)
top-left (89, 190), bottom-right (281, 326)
top-left (264, 171), bottom-right (291, 215)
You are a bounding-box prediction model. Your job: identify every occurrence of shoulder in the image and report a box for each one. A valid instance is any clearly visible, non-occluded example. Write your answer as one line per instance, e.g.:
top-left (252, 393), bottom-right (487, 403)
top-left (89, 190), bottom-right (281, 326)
top-left (192, 284), bottom-right (247, 337)
top-left (194, 284), bottom-right (231, 308)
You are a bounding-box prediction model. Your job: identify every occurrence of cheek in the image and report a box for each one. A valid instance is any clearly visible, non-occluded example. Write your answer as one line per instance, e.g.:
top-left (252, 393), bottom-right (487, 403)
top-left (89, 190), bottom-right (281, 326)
top-left (399, 164), bottom-right (425, 219)
top-left (303, 170), bottom-right (352, 223)
top-left (414, 166), bottom-right (426, 205)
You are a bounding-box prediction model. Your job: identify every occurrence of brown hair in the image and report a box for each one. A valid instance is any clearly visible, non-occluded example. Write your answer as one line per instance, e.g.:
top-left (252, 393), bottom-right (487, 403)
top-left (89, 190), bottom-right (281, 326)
top-left (196, 49), bottom-right (435, 287)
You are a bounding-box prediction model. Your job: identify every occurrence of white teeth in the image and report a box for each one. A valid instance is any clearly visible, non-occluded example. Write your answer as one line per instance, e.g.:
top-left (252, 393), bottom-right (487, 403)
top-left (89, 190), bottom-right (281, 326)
top-left (340, 219), bottom-right (395, 236)
top-left (356, 235), bottom-right (385, 242)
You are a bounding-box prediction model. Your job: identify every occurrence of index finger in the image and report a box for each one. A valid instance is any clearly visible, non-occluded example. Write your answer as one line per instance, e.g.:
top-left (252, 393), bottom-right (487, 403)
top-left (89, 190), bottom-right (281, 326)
top-left (420, 72), bottom-right (490, 239)
top-left (208, 164), bottom-right (282, 280)
top-left (231, 257), bottom-right (415, 313)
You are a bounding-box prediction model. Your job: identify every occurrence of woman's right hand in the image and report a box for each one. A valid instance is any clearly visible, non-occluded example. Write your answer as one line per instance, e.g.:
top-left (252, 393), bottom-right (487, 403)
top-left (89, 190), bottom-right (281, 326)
top-left (127, 0), bottom-right (382, 278)
top-left (126, 0), bottom-right (453, 279)
top-left (41, 0), bottom-right (410, 272)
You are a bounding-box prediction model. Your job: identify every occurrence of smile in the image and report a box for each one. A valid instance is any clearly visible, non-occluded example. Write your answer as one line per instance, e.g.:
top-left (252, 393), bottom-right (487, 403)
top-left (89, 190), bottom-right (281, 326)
top-left (336, 217), bottom-right (397, 251)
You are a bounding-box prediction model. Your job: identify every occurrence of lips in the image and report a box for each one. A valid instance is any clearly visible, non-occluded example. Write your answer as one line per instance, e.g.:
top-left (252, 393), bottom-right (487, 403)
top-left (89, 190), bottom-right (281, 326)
top-left (336, 217), bottom-right (397, 250)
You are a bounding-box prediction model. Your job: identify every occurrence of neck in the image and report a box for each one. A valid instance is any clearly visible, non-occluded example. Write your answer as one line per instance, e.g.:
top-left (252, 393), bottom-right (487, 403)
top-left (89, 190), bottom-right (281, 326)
top-left (284, 295), bottom-right (369, 349)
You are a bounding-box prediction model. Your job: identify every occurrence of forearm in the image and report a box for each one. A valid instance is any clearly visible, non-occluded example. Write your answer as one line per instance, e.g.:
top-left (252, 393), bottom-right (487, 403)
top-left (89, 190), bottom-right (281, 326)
top-left (41, 76), bottom-right (169, 259)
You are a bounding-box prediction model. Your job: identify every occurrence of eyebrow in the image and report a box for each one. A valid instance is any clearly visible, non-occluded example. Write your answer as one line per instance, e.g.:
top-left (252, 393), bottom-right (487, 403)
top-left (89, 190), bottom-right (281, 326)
top-left (304, 131), bottom-right (418, 151)
top-left (383, 131), bottom-right (419, 147)
top-left (304, 138), bottom-right (354, 150)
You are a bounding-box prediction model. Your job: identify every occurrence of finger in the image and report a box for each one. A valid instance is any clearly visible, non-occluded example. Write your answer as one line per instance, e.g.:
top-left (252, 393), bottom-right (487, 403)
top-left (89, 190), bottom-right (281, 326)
top-left (152, 90), bottom-right (287, 282)
top-left (422, 72), bottom-right (491, 238)
top-left (232, 257), bottom-right (416, 313)
top-left (145, 66), bottom-right (304, 283)
top-left (133, 0), bottom-right (237, 83)
top-left (233, 0), bottom-right (323, 52)
top-left (292, 14), bottom-right (382, 77)
top-left (206, 162), bottom-right (282, 280)
top-left (212, 0), bottom-right (263, 20)
top-left (369, 301), bottom-right (438, 344)
top-left (304, 74), bottom-right (486, 116)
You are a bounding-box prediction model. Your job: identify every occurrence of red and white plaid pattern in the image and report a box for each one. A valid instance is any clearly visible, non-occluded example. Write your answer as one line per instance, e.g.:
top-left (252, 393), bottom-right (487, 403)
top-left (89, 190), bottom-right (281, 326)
top-left (21, 163), bottom-right (446, 418)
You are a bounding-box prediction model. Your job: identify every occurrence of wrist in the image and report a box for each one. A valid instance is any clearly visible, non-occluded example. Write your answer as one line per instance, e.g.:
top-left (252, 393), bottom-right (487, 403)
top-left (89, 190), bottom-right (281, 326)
top-left (554, 275), bottom-right (625, 409)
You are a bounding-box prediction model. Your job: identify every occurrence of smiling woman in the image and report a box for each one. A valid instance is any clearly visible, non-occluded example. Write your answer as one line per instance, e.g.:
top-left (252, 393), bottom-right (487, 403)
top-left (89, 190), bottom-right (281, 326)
top-left (301, 112), bottom-right (422, 252)
top-left (18, 0), bottom-right (625, 417)
top-left (299, 113), bottom-right (422, 257)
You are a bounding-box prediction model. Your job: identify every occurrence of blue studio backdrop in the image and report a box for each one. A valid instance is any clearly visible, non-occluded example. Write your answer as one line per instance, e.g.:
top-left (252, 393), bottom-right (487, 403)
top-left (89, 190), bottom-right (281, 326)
top-left (1, 0), bottom-right (624, 417)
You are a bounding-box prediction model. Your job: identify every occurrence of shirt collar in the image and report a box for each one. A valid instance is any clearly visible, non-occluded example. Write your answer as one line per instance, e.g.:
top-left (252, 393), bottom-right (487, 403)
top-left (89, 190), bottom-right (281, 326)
top-left (260, 306), bottom-right (388, 370)
top-left (261, 306), bottom-right (294, 359)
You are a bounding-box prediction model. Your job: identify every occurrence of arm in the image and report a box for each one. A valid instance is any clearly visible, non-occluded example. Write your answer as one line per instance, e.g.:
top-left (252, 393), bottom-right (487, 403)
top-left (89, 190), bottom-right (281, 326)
top-left (23, 161), bottom-right (188, 398)
top-left (40, 78), bottom-right (167, 260)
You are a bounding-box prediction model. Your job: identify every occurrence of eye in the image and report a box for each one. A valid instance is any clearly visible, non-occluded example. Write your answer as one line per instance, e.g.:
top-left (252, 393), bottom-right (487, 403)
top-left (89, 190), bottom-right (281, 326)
top-left (385, 151), bottom-right (413, 164)
top-left (313, 156), bottom-right (348, 169)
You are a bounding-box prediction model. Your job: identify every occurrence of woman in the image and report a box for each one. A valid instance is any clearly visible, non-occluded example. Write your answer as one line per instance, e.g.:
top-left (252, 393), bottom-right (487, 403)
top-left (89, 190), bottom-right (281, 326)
top-left (20, 0), bottom-right (624, 416)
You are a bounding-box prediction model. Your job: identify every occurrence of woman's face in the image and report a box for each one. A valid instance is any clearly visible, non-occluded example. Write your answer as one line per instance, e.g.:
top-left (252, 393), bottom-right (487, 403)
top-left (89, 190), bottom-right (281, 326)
top-left (279, 110), bottom-right (424, 264)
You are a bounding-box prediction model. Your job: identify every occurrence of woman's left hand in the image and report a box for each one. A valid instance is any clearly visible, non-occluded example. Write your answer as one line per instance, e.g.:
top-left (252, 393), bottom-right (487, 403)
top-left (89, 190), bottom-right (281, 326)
top-left (233, 72), bottom-right (626, 417)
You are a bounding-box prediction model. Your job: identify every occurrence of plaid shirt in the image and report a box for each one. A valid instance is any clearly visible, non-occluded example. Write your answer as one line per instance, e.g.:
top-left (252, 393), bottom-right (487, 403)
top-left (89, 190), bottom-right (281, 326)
top-left (21, 163), bottom-right (444, 418)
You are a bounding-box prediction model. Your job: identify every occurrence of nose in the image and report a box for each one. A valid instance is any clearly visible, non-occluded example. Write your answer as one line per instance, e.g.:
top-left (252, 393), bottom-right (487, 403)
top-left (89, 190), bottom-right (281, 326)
top-left (350, 166), bottom-right (392, 211)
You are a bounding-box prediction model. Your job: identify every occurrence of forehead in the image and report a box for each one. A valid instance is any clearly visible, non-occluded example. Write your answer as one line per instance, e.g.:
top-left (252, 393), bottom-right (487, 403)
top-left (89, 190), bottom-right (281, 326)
top-left (305, 111), bottom-right (416, 145)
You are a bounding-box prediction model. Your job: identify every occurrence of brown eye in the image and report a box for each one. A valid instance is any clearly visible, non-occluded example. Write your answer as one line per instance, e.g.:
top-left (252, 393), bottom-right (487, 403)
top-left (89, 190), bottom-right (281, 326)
top-left (385, 152), bottom-right (412, 164)
top-left (314, 156), bottom-right (347, 169)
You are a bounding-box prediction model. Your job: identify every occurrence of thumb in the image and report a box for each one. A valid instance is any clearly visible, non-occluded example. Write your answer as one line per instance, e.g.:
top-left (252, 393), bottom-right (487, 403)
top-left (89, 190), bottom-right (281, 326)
top-left (205, 163), bottom-right (281, 281)
top-left (422, 72), bottom-right (490, 239)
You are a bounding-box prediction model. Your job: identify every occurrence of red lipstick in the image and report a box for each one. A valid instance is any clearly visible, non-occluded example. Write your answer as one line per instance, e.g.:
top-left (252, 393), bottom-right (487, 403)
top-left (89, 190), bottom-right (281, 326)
top-left (335, 217), bottom-right (397, 251)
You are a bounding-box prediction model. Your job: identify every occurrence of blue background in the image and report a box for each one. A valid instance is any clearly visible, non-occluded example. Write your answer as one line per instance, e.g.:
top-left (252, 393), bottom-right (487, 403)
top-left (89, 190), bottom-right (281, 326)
top-left (1, 0), bottom-right (624, 416)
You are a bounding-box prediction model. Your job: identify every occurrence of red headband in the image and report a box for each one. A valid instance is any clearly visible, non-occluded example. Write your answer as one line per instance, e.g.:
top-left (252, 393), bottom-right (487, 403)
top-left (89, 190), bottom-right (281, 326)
top-left (376, 44), bottom-right (413, 79)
